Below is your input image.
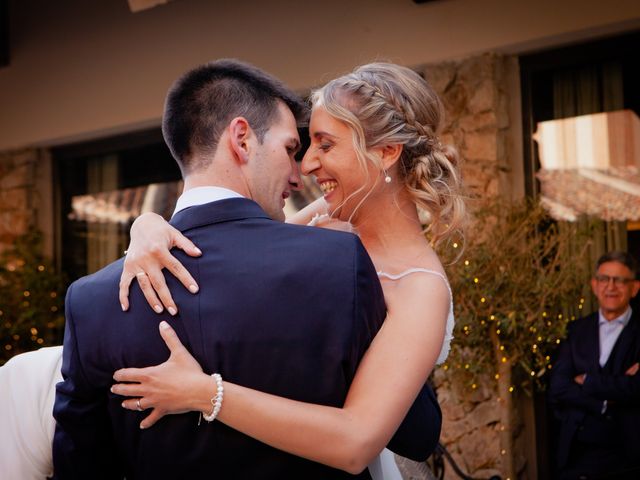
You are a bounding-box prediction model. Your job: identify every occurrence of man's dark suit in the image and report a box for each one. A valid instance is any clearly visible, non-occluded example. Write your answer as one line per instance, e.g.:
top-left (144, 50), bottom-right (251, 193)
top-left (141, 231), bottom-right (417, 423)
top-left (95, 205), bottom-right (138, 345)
top-left (549, 310), bottom-right (640, 479)
top-left (53, 198), bottom-right (441, 479)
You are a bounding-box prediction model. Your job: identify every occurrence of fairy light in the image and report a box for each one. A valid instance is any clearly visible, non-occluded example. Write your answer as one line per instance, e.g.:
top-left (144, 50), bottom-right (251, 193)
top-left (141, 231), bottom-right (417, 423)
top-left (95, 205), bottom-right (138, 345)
top-left (473, 277), bottom-right (479, 284)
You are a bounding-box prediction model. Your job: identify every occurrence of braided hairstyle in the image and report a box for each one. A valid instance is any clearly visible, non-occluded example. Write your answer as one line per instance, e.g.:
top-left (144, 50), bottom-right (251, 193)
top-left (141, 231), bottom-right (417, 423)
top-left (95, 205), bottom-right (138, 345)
top-left (311, 62), bottom-right (466, 246)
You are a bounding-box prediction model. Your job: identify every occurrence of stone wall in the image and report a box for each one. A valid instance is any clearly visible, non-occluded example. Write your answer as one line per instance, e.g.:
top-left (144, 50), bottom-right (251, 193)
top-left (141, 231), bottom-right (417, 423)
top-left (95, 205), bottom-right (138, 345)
top-left (0, 149), bottom-right (40, 254)
top-left (418, 54), bottom-right (528, 480)
top-left (422, 53), bottom-right (517, 200)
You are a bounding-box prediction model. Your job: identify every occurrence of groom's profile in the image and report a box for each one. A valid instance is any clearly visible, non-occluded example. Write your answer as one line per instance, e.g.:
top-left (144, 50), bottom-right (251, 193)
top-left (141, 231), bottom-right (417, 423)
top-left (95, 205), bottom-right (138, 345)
top-left (53, 59), bottom-right (435, 479)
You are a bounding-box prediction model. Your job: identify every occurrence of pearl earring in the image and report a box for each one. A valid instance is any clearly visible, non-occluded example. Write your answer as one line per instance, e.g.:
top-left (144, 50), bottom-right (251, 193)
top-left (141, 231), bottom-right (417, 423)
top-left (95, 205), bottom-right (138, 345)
top-left (384, 170), bottom-right (392, 183)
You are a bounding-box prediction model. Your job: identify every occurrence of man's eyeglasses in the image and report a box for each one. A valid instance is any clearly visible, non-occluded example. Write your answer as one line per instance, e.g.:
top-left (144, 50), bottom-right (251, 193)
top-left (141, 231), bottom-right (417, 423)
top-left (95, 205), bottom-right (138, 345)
top-left (594, 274), bottom-right (636, 287)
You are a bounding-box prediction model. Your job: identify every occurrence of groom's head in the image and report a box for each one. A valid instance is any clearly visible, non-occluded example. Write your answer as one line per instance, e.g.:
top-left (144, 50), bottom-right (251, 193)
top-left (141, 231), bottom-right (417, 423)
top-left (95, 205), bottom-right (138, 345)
top-left (162, 59), bottom-right (308, 220)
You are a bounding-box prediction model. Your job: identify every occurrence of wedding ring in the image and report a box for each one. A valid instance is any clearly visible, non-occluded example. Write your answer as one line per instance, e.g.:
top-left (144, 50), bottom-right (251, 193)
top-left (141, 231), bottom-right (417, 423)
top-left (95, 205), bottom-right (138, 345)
top-left (136, 398), bottom-right (143, 411)
top-left (135, 271), bottom-right (147, 278)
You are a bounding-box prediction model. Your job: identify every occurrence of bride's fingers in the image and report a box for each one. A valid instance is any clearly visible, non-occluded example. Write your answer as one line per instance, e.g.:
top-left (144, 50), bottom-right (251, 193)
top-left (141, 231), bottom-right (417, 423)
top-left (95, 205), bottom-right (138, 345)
top-left (118, 272), bottom-right (135, 312)
top-left (171, 230), bottom-right (202, 259)
top-left (158, 321), bottom-right (188, 355)
top-left (140, 409), bottom-right (166, 429)
top-left (120, 397), bottom-right (153, 412)
top-left (161, 252), bottom-right (199, 296)
top-left (135, 270), bottom-right (164, 314)
top-left (145, 266), bottom-right (176, 315)
top-left (113, 367), bottom-right (149, 383)
top-left (111, 382), bottom-right (148, 397)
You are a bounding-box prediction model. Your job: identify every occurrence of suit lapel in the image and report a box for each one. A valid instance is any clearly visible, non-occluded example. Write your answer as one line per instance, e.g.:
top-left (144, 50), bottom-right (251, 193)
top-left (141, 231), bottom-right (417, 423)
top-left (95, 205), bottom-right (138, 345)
top-left (604, 312), bottom-right (640, 371)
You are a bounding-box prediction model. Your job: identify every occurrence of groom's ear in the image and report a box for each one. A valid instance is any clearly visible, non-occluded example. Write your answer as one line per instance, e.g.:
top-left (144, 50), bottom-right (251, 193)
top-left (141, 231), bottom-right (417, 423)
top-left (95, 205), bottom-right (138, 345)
top-left (228, 117), bottom-right (251, 164)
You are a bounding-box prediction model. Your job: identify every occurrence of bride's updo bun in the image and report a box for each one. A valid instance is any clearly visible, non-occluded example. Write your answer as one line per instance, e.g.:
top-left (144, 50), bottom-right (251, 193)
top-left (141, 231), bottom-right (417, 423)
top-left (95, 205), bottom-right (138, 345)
top-left (311, 62), bottom-right (466, 246)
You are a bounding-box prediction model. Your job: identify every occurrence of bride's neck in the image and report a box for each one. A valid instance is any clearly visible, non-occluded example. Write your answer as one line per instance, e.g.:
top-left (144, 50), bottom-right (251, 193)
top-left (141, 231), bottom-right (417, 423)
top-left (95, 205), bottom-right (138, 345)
top-left (353, 188), bottom-right (425, 255)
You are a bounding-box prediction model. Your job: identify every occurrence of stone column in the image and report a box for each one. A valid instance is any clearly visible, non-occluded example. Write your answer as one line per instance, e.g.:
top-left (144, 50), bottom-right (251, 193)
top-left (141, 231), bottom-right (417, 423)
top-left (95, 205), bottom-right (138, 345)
top-left (0, 149), bottom-right (40, 254)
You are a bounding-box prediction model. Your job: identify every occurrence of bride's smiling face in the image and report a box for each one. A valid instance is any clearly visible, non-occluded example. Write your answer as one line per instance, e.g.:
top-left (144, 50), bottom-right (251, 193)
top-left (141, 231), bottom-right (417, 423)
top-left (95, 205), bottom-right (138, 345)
top-left (301, 106), bottom-right (378, 222)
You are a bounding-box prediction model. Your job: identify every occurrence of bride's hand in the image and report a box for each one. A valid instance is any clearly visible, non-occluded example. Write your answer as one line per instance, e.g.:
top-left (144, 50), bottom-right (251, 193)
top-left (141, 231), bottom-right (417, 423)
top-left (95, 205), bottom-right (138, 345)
top-left (119, 212), bottom-right (202, 315)
top-left (111, 321), bottom-right (215, 429)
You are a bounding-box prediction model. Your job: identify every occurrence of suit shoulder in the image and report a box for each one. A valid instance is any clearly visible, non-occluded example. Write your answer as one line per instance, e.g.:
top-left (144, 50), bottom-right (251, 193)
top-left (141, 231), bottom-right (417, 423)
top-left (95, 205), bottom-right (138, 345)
top-left (567, 313), bottom-right (598, 335)
top-left (275, 222), bottom-right (365, 251)
top-left (67, 257), bottom-right (125, 298)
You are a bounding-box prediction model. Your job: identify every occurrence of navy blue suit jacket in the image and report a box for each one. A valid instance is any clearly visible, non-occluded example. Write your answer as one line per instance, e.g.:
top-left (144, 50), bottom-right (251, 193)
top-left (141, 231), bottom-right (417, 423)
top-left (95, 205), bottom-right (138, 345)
top-left (53, 198), bottom-right (441, 479)
top-left (549, 310), bottom-right (640, 468)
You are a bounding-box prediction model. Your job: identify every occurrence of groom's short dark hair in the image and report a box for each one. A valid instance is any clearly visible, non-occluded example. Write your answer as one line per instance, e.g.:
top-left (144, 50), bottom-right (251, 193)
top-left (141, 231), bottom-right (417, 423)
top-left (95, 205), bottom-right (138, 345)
top-left (162, 59), bottom-right (308, 174)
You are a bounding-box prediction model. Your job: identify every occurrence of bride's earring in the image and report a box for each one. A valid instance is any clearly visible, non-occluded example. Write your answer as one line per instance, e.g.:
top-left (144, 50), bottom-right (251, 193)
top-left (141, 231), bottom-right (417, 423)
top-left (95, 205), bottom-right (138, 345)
top-left (383, 169), bottom-right (392, 184)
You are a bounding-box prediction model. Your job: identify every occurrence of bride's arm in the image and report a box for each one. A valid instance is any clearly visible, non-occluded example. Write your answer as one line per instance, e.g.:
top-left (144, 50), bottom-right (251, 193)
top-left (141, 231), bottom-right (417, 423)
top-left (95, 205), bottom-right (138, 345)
top-left (112, 274), bottom-right (448, 473)
top-left (119, 200), bottom-right (329, 313)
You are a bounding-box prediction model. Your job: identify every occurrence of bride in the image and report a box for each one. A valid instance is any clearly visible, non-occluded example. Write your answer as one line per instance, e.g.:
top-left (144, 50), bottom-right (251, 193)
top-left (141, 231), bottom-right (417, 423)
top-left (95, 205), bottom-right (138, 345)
top-left (112, 62), bottom-right (465, 478)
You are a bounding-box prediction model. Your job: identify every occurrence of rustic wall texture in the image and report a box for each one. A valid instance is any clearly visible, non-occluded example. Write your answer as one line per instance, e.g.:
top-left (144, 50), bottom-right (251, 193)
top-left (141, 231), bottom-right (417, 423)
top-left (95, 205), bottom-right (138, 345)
top-left (0, 149), bottom-right (41, 254)
top-left (421, 53), bottom-right (528, 480)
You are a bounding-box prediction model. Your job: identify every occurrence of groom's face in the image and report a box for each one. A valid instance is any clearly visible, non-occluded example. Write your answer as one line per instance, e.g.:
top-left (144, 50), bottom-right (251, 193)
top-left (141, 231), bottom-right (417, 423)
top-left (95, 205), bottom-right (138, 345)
top-left (247, 102), bottom-right (302, 221)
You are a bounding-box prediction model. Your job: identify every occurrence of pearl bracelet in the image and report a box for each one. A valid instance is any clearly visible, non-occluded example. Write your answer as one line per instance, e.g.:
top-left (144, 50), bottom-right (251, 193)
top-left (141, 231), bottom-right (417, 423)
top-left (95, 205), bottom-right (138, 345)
top-left (200, 373), bottom-right (224, 424)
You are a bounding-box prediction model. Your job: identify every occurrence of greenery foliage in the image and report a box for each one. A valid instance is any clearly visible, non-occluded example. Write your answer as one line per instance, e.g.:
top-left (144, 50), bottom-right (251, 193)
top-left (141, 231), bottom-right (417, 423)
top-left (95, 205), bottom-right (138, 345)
top-left (0, 229), bottom-right (66, 365)
top-left (443, 198), bottom-right (593, 392)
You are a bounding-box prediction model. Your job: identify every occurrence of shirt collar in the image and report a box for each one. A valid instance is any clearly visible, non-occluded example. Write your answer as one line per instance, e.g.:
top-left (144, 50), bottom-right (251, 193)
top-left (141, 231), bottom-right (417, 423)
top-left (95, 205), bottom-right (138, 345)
top-left (172, 186), bottom-right (244, 217)
top-left (598, 307), bottom-right (632, 327)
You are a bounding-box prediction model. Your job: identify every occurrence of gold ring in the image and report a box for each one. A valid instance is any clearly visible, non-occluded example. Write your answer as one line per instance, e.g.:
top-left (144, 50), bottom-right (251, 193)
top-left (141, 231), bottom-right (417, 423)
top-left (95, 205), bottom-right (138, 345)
top-left (135, 272), bottom-right (147, 278)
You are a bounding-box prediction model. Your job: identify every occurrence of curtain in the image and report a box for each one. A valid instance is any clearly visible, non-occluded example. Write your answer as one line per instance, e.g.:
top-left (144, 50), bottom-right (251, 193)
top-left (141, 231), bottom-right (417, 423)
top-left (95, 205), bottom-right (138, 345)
top-left (86, 154), bottom-right (121, 274)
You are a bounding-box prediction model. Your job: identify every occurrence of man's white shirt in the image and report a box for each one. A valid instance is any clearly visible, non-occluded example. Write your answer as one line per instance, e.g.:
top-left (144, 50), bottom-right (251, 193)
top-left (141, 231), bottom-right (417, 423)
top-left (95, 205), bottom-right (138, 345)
top-left (173, 186), bottom-right (244, 217)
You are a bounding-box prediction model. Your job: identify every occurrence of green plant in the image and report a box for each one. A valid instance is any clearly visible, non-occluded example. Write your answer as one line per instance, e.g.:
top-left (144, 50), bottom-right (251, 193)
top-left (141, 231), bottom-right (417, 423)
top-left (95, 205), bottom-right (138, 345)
top-left (441, 198), bottom-right (592, 479)
top-left (0, 229), bottom-right (66, 365)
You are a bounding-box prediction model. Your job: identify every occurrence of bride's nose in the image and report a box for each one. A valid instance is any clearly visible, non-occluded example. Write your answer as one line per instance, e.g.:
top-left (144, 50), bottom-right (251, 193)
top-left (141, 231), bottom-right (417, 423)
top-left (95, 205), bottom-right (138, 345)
top-left (301, 147), bottom-right (319, 175)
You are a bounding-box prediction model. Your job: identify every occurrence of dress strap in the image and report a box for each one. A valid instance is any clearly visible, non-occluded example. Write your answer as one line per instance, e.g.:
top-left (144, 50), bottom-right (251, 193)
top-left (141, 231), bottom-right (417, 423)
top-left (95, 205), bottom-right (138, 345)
top-left (377, 268), bottom-right (452, 299)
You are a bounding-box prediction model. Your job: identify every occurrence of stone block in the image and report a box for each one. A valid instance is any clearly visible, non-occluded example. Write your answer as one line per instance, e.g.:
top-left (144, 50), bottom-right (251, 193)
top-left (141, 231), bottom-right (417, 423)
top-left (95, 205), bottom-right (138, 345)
top-left (458, 54), bottom-right (495, 87)
top-left (0, 209), bottom-right (32, 236)
top-left (457, 426), bottom-right (500, 472)
top-left (467, 400), bottom-right (501, 431)
top-left (11, 149), bottom-right (39, 166)
top-left (0, 188), bottom-right (29, 210)
top-left (0, 164), bottom-right (34, 190)
top-left (424, 62), bottom-right (457, 95)
top-left (440, 416), bottom-right (471, 444)
top-left (440, 395), bottom-right (467, 422)
top-left (468, 79), bottom-right (496, 114)
top-left (441, 83), bottom-right (468, 119)
top-left (459, 112), bottom-right (498, 132)
top-left (463, 131), bottom-right (498, 161)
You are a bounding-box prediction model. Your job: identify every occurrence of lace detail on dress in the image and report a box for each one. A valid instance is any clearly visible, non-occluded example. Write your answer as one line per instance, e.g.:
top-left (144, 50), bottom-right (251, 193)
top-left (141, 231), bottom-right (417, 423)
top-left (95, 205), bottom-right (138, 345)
top-left (376, 268), bottom-right (454, 365)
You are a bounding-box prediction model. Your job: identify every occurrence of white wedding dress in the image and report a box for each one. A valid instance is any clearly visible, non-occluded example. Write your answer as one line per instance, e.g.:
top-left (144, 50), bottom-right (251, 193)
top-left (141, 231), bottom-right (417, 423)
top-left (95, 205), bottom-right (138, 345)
top-left (0, 269), bottom-right (453, 480)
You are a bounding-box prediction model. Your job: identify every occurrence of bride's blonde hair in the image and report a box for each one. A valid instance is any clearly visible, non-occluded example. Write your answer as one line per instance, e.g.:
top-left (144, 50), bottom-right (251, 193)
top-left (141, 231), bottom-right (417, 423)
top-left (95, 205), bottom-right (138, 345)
top-left (311, 62), bottom-right (466, 246)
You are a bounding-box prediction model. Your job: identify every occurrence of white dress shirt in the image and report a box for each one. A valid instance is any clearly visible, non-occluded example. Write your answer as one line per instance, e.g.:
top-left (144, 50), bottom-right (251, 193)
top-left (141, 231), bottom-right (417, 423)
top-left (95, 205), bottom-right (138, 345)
top-left (599, 307), bottom-right (632, 367)
top-left (173, 186), bottom-right (244, 217)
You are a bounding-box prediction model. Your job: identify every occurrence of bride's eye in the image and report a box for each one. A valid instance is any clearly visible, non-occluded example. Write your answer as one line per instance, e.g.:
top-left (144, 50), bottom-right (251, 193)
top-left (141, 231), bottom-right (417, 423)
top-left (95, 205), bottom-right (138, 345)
top-left (319, 143), bottom-right (332, 152)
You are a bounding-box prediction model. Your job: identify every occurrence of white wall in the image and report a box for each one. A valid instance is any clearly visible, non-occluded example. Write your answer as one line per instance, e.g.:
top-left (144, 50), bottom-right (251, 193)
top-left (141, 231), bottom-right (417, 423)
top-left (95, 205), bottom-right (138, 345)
top-left (0, 0), bottom-right (639, 150)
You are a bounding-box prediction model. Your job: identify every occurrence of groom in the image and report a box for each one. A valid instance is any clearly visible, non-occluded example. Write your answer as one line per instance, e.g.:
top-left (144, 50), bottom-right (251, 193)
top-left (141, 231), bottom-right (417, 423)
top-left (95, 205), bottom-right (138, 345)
top-left (53, 59), bottom-right (440, 479)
